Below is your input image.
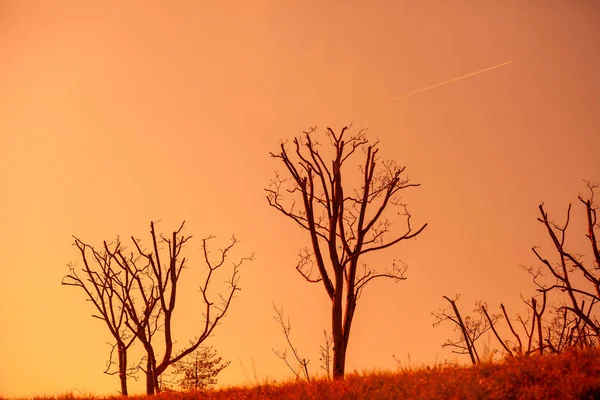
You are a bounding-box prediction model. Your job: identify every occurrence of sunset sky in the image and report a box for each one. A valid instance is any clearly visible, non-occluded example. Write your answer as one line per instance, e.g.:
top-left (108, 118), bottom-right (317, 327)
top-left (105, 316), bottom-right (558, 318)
top-left (1, 1), bottom-right (599, 397)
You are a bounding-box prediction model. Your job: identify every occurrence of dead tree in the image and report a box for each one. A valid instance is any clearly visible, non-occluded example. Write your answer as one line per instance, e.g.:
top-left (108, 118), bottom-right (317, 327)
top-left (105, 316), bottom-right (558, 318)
top-left (72, 221), bottom-right (251, 395)
top-left (62, 238), bottom-right (139, 396)
top-left (116, 221), bottom-right (251, 394)
top-left (434, 183), bottom-right (600, 361)
top-left (436, 290), bottom-right (553, 362)
top-left (529, 182), bottom-right (600, 345)
top-left (433, 296), bottom-right (497, 364)
top-left (107, 237), bottom-right (162, 395)
top-left (437, 278), bottom-right (590, 361)
top-left (266, 126), bottom-right (427, 379)
top-left (519, 294), bottom-right (547, 355)
top-left (537, 300), bottom-right (595, 353)
top-left (480, 292), bottom-right (547, 358)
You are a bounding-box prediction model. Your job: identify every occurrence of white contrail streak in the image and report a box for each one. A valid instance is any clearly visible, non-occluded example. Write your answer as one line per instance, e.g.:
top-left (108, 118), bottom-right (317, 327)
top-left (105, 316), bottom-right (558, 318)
top-left (384, 60), bottom-right (512, 104)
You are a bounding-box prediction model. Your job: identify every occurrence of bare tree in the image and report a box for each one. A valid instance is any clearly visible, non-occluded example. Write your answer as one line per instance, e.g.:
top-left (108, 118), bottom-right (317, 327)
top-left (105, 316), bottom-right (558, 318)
top-left (266, 125), bottom-right (427, 378)
top-left (433, 296), bottom-right (497, 364)
top-left (272, 303), bottom-right (311, 381)
top-left (62, 238), bottom-right (139, 396)
top-left (529, 182), bottom-right (600, 342)
top-left (107, 234), bottom-right (162, 395)
top-left (435, 293), bottom-right (553, 364)
top-left (542, 303), bottom-right (596, 352)
top-left (482, 293), bottom-right (547, 357)
top-left (67, 221), bottom-right (252, 395)
top-left (435, 182), bottom-right (600, 362)
top-left (272, 303), bottom-right (333, 381)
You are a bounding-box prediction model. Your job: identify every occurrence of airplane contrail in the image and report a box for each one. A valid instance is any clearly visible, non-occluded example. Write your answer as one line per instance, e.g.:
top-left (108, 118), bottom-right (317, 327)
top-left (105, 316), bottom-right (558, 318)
top-left (384, 60), bottom-right (512, 104)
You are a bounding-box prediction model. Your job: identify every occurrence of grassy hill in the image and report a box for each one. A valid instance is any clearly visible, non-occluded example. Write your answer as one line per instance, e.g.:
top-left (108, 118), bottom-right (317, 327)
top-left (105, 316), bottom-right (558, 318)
top-left (4, 347), bottom-right (600, 400)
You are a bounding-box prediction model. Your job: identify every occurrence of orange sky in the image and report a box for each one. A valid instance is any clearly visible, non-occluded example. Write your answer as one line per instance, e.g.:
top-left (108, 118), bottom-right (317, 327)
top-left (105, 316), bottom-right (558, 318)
top-left (1, 1), bottom-right (599, 397)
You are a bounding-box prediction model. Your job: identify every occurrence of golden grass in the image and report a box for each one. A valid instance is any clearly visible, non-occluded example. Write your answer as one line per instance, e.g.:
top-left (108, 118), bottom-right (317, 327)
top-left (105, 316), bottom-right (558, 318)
top-left (4, 347), bottom-right (600, 400)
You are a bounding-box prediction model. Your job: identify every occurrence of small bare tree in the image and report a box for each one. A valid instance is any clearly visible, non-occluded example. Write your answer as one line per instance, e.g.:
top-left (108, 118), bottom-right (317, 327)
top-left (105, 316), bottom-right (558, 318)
top-left (272, 303), bottom-right (311, 381)
top-left (267, 125), bottom-right (427, 379)
top-left (272, 303), bottom-right (333, 380)
top-left (433, 296), bottom-right (498, 364)
top-left (62, 238), bottom-right (139, 396)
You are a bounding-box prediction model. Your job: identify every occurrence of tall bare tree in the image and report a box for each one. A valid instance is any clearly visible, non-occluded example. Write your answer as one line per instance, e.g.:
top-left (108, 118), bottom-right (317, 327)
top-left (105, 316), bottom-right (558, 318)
top-left (266, 126), bottom-right (427, 378)
top-left (62, 239), bottom-right (139, 396)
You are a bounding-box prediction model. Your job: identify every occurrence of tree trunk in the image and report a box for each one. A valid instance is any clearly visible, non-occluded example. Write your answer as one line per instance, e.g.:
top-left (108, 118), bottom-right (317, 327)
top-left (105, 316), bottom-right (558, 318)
top-left (332, 334), bottom-right (348, 379)
top-left (331, 284), bottom-right (347, 379)
top-left (145, 357), bottom-right (155, 395)
top-left (117, 343), bottom-right (128, 396)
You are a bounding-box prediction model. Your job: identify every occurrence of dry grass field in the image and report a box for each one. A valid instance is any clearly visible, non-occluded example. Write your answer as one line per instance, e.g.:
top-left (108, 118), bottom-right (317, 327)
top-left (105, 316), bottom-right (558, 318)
top-left (4, 347), bottom-right (600, 400)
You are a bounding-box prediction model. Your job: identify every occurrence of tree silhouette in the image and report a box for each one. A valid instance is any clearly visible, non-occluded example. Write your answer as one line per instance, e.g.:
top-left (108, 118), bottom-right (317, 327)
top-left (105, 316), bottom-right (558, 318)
top-left (271, 302), bottom-right (333, 380)
top-left (172, 347), bottom-right (230, 391)
top-left (435, 182), bottom-right (600, 361)
top-left (65, 221), bottom-right (252, 395)
top-left (432, 296), bottom-right (496, 365)
top-left (62, 238), bottom-right (139, 396)
top-left (528, 182), bottom-right (600, 346)
top-left (272, 303), bottom-right (311, 381)
top-left (266, 125), bottom-right (427, 378)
